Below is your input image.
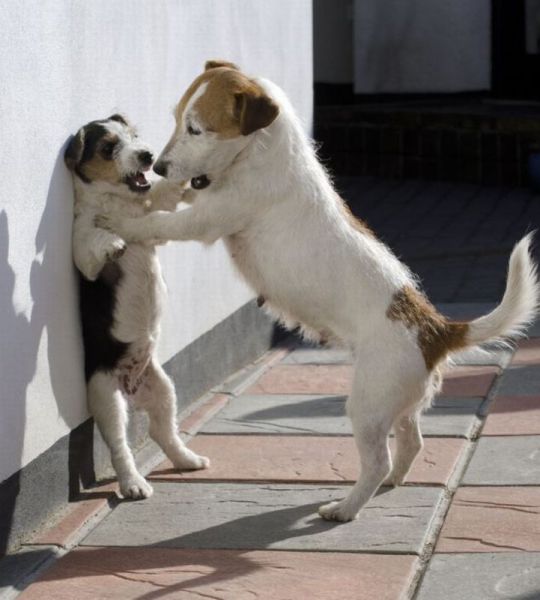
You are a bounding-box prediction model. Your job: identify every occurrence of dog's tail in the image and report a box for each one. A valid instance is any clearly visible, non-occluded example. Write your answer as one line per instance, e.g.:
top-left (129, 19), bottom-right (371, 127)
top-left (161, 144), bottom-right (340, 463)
top-left (451, 233), bottom-right (539, 352)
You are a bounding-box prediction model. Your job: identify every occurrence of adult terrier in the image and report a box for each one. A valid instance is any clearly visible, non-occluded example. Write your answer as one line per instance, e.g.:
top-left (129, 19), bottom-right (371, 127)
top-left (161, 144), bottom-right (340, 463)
top-left (97, 63), bottom-right (539, 520)
top-left (66, 114), bottom-right (208, 499)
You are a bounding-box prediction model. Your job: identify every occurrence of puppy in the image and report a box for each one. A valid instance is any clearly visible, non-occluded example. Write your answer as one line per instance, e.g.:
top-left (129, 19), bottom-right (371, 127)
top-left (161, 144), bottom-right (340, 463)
top-left (96, 63), bottom-right (539, 519)
top-left (65, 114), bottom-right (209, 499)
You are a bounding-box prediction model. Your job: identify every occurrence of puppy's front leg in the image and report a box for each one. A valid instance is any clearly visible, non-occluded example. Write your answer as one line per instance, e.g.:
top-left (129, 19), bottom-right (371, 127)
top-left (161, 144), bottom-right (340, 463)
top-left (96, 205), bottom-right (228, 245)
top-left (73, 213), bottom-right (126, 281)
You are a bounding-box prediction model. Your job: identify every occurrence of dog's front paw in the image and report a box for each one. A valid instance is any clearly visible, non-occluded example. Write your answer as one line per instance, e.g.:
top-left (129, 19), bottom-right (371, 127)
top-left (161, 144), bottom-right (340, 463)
top-left (318, 499), bottom-right (359, 522)
top-left (119, 474), bottom-right (154, 500)
top-left (105, 238), bottom-right (127, 261)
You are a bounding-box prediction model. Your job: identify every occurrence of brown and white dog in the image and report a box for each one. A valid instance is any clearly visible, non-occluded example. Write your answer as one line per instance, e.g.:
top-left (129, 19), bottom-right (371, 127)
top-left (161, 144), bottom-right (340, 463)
top-left (97, 62), bottom-right (539, 520)
top-left (66, 114), bottom-right (209, 499)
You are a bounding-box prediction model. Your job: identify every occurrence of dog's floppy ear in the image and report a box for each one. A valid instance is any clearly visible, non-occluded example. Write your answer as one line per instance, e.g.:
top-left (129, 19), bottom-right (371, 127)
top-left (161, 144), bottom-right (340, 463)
top-left (205, 59), bottom-right (239, 71)
top-left (235, 91), bottom-right (279, 136)
top-left (64, 129), bottom-right (85, 172)
top-left (108, 113), bottom-right (129, 126)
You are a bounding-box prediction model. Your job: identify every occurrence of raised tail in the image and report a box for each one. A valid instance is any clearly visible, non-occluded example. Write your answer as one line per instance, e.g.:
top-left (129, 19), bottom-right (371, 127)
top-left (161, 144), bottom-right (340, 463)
top-left (461, 233), bottom-right (539, 348)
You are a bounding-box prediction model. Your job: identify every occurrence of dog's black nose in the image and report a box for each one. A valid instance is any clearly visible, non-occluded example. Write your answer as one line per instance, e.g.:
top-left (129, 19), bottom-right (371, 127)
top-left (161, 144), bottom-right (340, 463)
top-left (138, 151), bottom-right (154, 166)
top-left (153, 160), bottom-right (169, 177)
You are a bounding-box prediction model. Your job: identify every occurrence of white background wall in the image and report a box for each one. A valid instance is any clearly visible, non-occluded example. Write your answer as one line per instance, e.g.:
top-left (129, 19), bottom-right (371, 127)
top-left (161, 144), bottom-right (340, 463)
top-left (0, 0), bottom-right (312, 484)
top-left (353, 0), bottom-right (491, 93)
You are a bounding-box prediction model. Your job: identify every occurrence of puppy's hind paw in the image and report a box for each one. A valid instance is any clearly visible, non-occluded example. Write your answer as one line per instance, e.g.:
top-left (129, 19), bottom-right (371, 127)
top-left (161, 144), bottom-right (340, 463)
top-left (119, 474), bottom-right (154, 500)
top-left (172, 449), bottom-right (211, 471)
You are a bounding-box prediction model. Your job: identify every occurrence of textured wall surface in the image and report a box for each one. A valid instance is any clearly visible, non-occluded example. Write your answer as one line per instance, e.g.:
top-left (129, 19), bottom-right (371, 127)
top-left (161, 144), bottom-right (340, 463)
top-left (0, 0), bottom-right (312, 484)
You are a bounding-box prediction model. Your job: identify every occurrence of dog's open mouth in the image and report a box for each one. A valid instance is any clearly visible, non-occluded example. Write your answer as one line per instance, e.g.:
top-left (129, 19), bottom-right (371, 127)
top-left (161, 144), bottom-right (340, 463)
top-left (125, 172), bottom-right (152, 193)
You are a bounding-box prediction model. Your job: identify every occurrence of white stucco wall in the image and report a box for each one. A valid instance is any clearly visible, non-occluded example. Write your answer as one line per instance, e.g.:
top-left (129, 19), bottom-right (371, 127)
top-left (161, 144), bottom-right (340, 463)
top-left (354, 0), bottom-right (491, 93)
top-left (0, 0), bottom-right (312, 484)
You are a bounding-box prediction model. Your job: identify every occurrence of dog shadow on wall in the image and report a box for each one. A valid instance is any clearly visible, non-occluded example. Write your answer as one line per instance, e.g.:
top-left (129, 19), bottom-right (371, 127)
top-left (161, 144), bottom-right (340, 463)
top-left (0, 150), bottom-right (94, 556)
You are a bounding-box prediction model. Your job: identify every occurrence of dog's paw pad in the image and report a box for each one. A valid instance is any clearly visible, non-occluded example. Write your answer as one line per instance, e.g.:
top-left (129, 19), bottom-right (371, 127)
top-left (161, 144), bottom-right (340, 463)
top-left (120, 476), bottom-right (154, 500)
top-left (318, 500), bottom-right (358, 522)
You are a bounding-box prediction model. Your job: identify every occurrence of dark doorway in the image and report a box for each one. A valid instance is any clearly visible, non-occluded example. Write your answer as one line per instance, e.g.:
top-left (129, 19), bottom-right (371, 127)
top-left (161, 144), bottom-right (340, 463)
top-left (492, 0), bottom-right (540, 99)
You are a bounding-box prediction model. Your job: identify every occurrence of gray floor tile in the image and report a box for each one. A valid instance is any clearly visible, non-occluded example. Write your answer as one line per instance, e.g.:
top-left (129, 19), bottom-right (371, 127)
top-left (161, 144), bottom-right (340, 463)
top-left (416, 553), bottom-right (540, 600)
top-left (200, 394), bottom-right (483, 438)
top-left (0, 546), bottom-right (58, 600)
top-left (463, 436), bottom-right (540, 485)
top-left (498, 365), bottom-right (540, 396)
top-left (81, 483), bottom-right (444, 554)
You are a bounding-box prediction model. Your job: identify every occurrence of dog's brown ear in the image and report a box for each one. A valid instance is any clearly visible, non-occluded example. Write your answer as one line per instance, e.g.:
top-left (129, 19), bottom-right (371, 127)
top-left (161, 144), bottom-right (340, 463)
top-left (64, 129), bottom-right (85, 172)
top-left (235, 91), bottom-right (279, 136)
top-left (204, 59), bottom-right (239, 71)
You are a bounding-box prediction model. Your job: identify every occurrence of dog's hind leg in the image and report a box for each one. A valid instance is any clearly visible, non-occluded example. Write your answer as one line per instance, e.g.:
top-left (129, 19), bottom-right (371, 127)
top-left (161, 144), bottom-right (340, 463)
top-left (384, 411), bottom-right (422, 487)
top-left (135, 359), bottom-right (210, 471)
top-left (88, 371), bottom-right (153, 499)
top-left (319, 344), bottom-right (427, 522)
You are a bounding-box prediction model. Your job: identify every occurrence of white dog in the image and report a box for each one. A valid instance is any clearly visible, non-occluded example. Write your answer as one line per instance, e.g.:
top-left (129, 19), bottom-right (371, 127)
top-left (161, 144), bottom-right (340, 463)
top-left (65, 114), bottom-right (209, 499)
top-left (97, 62), bottom-right (539, 520)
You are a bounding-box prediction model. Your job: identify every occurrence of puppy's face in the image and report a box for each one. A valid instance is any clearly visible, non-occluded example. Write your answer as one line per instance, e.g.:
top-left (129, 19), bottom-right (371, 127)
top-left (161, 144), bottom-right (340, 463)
top-left (154, 60), bottom-right (279, 183)
top-left (64, 114), bottom-right (154, 195)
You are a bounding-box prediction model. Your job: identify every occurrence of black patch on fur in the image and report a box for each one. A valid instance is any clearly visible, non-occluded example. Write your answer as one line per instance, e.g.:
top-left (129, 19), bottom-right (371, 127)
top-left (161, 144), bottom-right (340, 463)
top-left (108, 113), bottom-right (128, 126)
top-left (79, 261), bottom-right (129, 381)
top-left (79, 123), bottom-right (108, 165)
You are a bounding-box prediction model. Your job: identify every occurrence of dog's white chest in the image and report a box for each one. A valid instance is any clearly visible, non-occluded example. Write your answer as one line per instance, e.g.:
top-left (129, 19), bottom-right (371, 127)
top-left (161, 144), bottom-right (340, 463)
top-left (112, 245), bottom-right (165, 344)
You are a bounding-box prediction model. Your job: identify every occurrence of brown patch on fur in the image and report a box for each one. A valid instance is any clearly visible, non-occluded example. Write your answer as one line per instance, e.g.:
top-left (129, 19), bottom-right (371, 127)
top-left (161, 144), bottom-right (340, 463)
top-left (387, 285), bottom-right (469, 370)
top-left (79, 135), bottom-right (122, 184)
top-left (173, 66), bottom-right (278, 140)
top-left (205, 59), bottom-right (239, 71)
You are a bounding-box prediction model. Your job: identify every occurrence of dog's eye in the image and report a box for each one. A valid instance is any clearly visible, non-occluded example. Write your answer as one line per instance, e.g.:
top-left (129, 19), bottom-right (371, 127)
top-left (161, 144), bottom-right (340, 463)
top-left (101, 141), bottom-right (116, 159)
top-left (187, 124), bottom-right (201, 136)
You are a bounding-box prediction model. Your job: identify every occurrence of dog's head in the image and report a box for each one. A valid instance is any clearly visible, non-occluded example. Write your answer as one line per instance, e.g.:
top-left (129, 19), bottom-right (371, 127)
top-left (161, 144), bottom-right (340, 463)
top-left (64, 114), bottom-right (154, 195)
top-left (154, 60), bottom-right (279, 185)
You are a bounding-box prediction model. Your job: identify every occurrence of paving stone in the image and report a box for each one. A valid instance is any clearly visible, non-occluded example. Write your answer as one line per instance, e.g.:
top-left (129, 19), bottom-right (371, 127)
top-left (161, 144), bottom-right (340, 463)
top-left (245, 365), bottom-right (353, 395)
top-left (150, 435), bottom-right (467, 486)
top-left (441, 366), bottom-right (499, 397)
top-left (0, 546), bottom-right (58, 599)
top-left (498, 365), bottom-right (540, 396)
top-left (81, 482), bottom-right (445, 554)
top-left (200, 394), bottom-right (483, 438)
top-left (436, 487), bottom-right (540, 552)
top-left (18, 547), bottom-right (418, 600)
top-left (511, 338), bottom-right (540, 366)
top-left (246, 364), bottom-right (498, 398)
top-left (282, 347), bottom-right (353, 365)
top-left (462, 436), bottom-right (540, 485)
top-left (416, 552), bottom-right (540, 600)
top-left (483, 395), bottom-right (540, 436)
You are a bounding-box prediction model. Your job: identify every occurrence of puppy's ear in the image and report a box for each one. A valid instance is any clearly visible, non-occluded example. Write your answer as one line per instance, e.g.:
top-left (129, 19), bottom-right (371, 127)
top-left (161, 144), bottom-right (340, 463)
top-left (204, 59), bottom-right (239, 71)
top-left (235, 91), bottom-right (279, 136)
top-left (64, 129), bottom-right (85, 172)
top-left (108, 113), bottom-right (129, 126)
